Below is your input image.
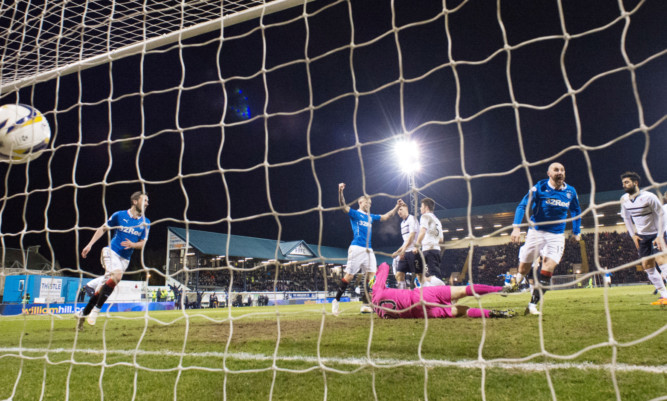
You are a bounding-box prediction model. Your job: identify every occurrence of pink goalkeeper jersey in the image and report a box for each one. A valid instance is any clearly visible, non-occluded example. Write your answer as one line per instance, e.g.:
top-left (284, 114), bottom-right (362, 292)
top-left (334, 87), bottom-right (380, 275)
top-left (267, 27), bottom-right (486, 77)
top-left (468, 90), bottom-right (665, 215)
top-left (372, 262), bottom-right (453, 319)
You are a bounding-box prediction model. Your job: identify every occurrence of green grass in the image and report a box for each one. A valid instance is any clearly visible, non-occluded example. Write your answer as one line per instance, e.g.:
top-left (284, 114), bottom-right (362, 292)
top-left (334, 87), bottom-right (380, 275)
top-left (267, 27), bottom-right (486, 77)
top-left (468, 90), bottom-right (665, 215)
top-left (1, 285), bottom-right (666, 400)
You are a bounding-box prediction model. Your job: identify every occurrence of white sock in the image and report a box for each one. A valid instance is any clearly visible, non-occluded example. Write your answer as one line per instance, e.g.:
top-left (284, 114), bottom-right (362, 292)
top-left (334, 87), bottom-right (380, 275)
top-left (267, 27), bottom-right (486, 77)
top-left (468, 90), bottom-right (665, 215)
top-left (398, 281), bottom-right (406, 289)
top-left (515, 273), bottom-right (524, 285)
top-left (660, 265), bottom-right (667, 281)
top-left (645, 268), bottom-right (667, 298)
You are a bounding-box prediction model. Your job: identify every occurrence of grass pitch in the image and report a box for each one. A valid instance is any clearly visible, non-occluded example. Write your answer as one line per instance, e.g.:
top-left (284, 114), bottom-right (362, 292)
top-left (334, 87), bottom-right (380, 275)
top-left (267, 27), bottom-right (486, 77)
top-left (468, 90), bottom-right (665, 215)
top-left (1, 285), bottom-right (666, 400)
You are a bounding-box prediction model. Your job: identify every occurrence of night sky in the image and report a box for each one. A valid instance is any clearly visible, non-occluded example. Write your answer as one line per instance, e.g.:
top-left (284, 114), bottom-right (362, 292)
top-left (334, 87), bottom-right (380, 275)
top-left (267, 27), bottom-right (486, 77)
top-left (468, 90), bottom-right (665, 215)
top-left (0, 0), bottom-right (665, 276)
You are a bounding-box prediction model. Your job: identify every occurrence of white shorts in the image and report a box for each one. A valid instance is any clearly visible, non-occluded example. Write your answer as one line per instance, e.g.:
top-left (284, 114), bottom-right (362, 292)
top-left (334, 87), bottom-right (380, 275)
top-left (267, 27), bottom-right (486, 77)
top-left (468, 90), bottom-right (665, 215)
top-left (86, 247), bottom-right (130, 292)
top-left (344, 245), bottom-right (377, 275)
top-left (101, 247), bottom-right (130, 275)
top-left (519, 229), bottom-right (565, 265)
top-left (392, 256), bottom-right (399, 275)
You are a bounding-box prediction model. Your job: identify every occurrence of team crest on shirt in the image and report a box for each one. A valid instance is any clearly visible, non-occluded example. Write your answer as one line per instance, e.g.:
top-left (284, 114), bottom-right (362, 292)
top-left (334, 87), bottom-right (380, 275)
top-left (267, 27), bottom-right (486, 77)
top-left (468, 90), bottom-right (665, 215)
top-left (566, 192), bottom-right (572, 199)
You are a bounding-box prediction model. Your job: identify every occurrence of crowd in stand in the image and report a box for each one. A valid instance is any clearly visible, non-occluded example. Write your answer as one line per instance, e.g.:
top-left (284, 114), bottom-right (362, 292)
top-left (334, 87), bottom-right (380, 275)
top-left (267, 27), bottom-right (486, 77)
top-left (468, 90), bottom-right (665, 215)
top-left (178, 263), bottom-right (341, 293)
top-left (581, 232), bottom-right (646, 283)
top-left (172, 231), bottom-right (649, 298)
top-left (455, 232), bottom-right (647, 286)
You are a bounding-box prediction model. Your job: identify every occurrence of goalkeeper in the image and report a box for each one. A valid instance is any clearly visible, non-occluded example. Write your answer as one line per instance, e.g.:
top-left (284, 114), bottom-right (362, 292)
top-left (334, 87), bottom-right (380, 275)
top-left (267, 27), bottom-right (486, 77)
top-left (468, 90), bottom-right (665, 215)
top-left (371, 262), bottom-right (515, 319)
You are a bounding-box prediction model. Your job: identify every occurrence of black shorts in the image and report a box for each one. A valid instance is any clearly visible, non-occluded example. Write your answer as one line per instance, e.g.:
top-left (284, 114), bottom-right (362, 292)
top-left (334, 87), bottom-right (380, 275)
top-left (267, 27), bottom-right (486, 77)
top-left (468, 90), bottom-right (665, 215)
top-left (637, 234), bottom-right (657, 258)
top-left (422, 249), bottom-right (441, 278)
top-left (397, 252), bottom-right (417, 274)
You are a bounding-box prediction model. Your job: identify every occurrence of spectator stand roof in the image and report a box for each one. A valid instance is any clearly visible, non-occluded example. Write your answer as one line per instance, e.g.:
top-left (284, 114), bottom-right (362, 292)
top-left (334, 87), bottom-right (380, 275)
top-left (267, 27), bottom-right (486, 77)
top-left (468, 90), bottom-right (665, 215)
top-left (168, 227), bottom-right (392, 266)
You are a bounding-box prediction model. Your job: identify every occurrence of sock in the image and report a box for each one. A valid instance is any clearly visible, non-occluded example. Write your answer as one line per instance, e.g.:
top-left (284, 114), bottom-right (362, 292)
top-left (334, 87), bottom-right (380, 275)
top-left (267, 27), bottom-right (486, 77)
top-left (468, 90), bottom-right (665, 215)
top-left (531, 270), bottom-right (552, 303)
top-left (530, 288), bottom-right (542, 305)
top-left (539, 270), bottom-right (553, 285)
top-left (398, 281), bottom-right (406, 289)
top-left (530, 272), bottom-right (548, 304)
top-left (660, 264), bottom-right (667, 281)
top-left (515, 273), bottom-right (524, 286)
top-left (466, 308), bottom-right (489, 318)
top-left (466, 284), bottom-right (503, 296)
top-left (82, 293), bottom-right (100, 316)
top-left (645, 268), bottom-right (667, 298)
top-left (94, 280), bottom-right (117, 309)
top-left (363, 280), bottom-right (372, 304)
top-left (335, 278), bottom-right (349, 301)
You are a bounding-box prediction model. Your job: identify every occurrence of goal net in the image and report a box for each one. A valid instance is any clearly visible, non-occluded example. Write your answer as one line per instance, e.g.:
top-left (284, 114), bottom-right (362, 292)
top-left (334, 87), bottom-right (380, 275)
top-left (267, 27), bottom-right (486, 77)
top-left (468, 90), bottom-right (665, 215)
top-left (1, 0), bottom-right (666, 400)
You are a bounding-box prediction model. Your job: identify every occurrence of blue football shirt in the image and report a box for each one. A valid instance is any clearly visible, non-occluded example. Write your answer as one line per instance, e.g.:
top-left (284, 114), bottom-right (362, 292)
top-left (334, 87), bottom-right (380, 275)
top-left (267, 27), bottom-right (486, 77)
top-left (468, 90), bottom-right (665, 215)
top-left (107, 210), bottom-right (150, 260)
top-left (513, 179), bottom-right (581, 235)
top-left (348, 208), bottom-right (381, 248)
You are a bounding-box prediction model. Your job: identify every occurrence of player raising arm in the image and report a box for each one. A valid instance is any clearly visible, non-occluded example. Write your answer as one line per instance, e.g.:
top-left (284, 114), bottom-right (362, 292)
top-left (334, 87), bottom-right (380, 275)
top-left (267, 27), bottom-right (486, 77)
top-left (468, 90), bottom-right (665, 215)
top-left (332, 183), bottom-right (404, 316)
top-left (75, 192), bottom-right (150, 329)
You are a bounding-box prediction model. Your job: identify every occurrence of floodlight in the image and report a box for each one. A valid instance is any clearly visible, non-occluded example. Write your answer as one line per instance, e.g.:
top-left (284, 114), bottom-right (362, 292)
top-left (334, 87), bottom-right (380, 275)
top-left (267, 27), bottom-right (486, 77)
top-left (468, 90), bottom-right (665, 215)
top-left (394, 140), bottom-right (420, 174)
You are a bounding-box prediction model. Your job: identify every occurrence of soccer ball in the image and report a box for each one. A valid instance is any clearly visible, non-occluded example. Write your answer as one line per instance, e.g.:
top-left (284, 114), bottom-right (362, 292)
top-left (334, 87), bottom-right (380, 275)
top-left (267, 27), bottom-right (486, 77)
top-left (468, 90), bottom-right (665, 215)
top-left (0, 104), bottom-right (51, 163)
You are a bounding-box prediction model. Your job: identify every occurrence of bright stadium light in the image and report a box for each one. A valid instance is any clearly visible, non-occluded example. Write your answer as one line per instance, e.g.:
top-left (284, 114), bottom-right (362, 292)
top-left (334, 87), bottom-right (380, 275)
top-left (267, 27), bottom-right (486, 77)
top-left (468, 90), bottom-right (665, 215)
top-left (395, 140), bottom-right (421, 174)
top-left (394, 138), bottom-right (421, 218)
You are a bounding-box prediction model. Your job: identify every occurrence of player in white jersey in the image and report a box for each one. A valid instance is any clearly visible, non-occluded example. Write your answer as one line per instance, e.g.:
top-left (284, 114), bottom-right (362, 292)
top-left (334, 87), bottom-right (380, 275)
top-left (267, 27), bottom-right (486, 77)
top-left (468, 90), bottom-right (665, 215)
top-left (332, 183), bottom-right (403, 316)
top-left (619, 172), bottom-right (666, 305)
top-left (653, 194), bottom-right (667, 287)
top-left (392, 204), bottom-right (419, 289)
top-left (414, 198), bottom-right (446, 287)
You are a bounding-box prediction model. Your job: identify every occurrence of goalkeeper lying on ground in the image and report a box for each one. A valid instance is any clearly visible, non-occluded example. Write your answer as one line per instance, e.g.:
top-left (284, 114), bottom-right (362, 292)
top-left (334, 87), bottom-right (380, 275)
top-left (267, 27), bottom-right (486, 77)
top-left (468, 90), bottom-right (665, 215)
top-left (370, 262), bottom-right (515, 319)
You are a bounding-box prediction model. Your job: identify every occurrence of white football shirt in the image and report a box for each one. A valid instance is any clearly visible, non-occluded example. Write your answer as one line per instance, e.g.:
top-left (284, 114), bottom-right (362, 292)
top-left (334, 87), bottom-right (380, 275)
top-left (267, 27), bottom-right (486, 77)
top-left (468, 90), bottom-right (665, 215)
top-left (400, 214), bottom-right (419, 252)
top-left (620, 191), bottom-right (664, 237)
top-left (419, 212), bottom-right (443, 251)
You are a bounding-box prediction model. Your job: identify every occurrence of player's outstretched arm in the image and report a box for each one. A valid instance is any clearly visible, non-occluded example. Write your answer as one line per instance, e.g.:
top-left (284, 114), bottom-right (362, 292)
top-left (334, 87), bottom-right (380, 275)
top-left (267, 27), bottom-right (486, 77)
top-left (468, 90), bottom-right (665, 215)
top-left (81, 226), bottom-right (107, 259)
top-left (338, 183), bottom-right (350, 214)
top-left (380, 198), bottom-right (404, 221)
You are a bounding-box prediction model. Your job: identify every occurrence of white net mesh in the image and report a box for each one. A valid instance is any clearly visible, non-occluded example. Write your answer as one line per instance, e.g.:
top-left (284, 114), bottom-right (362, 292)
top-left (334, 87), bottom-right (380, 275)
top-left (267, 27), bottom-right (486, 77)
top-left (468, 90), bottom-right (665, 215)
top-left (1, 0), bottom-right (666, 399)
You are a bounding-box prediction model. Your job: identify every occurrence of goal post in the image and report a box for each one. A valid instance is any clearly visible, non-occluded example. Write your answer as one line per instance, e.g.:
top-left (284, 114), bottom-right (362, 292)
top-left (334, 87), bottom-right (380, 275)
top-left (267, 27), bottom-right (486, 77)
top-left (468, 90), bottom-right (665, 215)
top-left (0, 0), bottom-right (310, 93)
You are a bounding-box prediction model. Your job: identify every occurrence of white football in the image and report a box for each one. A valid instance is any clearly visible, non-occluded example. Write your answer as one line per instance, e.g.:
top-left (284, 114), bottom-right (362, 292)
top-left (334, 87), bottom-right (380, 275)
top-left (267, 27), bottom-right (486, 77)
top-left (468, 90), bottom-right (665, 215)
top-left (0, 104), bottom-right (51, 163)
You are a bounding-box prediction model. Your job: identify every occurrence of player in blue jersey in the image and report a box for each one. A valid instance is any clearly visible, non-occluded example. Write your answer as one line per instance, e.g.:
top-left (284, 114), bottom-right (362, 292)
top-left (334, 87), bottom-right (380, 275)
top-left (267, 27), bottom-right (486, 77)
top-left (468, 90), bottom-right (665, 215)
top-left (332, 183), bottom-right (404, 316)
top-left (75, 192), bottom-right (150, 329)
top-left (507, 163), bottom-right (581, 315)
top-left (498, 272), bottom-right (513, 289)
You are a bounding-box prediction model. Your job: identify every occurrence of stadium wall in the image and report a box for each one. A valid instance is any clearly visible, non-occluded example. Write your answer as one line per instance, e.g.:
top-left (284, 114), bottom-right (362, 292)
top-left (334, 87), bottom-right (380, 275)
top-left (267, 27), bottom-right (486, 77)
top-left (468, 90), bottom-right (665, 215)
top-left (0, 302), bottom-right (175, 316)
top-left (2, 275), bottom-right (145, 304)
